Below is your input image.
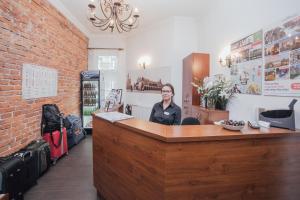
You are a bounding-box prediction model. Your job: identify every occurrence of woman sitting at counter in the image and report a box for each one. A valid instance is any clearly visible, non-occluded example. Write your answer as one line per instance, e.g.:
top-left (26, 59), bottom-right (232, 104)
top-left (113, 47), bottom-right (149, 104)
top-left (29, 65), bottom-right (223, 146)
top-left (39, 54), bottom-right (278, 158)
top-left (149, 83), bottom-right (181, 125)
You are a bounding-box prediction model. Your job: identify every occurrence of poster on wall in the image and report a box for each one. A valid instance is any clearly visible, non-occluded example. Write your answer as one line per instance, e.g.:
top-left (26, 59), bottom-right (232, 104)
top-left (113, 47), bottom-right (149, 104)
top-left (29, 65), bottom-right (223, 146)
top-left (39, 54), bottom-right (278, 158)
top-left (22, 64), bottom-right (58, 99)
top-left (126, 67), bottom-right (171, 94)
top-left (230, 30), bottom-right (263, 95)
top-left (263, 15), bottom-right (300, 96)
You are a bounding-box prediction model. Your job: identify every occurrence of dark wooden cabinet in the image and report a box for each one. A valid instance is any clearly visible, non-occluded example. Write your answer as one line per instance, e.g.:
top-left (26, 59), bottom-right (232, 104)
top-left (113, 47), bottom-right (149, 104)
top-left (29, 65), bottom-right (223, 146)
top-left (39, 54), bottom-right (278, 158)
top-left (182, 53), bottom-right (209, 119)
top-left (192, 106), bottom-right (229, 124)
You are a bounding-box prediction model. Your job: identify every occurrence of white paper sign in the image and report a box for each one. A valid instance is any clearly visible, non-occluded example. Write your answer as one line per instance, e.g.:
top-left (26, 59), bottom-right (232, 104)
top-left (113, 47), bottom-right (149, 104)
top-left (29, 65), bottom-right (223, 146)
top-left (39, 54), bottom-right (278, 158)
top-left (22, 64), bottom-right (58, 99)
top-left (95, 112), bottom-right (133, 123)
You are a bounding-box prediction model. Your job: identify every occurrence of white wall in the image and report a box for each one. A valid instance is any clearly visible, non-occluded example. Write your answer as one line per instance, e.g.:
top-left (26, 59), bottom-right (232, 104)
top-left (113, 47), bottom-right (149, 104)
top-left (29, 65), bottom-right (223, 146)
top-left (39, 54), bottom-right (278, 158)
top-left (197, 0), bottom-right (300, 128)
top-left (88, 34), bottom-right (126, 49)
top-left (172, 17), bottom-right (199, 106)
top-left (48, 0), bottom-right (90, 37)
top-left (125, 18), bottom-right (174, 117)
top-left (88, 34), bottom-right (126, 79)
top-left (126, 18), bottom-right (174, 71)
top-left (125, 17), bottom-right (198, 117)
top-left (88, 35), bottom-right (127, 103)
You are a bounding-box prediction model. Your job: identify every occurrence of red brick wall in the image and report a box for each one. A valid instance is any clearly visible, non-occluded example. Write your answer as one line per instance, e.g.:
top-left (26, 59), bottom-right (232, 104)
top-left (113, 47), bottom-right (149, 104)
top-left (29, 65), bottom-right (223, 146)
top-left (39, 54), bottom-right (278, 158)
top-left (0, 0), bottom-right (88, 156)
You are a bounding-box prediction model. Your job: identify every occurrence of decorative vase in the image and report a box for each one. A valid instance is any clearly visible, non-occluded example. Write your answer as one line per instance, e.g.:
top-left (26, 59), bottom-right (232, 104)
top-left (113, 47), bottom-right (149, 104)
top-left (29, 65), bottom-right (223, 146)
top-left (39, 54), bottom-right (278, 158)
top-left (201, 96), bottom-right (208, 108)
top-left (207, 98), bottom-right (215, 109)
top-left (215, 100), bottom-right (227, 110)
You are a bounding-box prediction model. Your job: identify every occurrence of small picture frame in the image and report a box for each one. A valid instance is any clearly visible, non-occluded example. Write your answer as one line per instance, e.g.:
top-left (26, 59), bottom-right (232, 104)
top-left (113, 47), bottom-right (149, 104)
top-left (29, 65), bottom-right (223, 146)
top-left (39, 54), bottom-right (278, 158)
top-left (105, 89), bottom-right (123, 110)
top-left (113, 89), bottom-right (122, 104)
top-left (104, 100), bottom-right (111, 111)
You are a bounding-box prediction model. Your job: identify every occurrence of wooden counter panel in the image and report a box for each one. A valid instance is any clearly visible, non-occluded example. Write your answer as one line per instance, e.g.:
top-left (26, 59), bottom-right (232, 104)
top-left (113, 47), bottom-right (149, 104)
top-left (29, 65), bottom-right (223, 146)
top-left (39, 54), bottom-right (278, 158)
top-left (115, 118), bottom-right (300, 142)
top-left (93, 116), bottom-right (300, 200)
top-left (165, 137), bottom-right (300, 199)
top-left (93, 118), bottom-right (166, 200)
top-left (115, 118), bottom-right (170, 141)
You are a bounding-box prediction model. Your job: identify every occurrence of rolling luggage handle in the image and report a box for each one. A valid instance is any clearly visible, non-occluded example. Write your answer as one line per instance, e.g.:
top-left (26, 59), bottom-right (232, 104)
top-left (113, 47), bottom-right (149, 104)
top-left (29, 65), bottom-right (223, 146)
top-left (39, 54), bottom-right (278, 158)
top-left (50, 113), bottom-right (64, 149)
top-left (14, 151), bottom-right (32, 162)
top-left (82, 128), bottom-right (87, 136)
top-left (41, 104), bottom-right (62, 136)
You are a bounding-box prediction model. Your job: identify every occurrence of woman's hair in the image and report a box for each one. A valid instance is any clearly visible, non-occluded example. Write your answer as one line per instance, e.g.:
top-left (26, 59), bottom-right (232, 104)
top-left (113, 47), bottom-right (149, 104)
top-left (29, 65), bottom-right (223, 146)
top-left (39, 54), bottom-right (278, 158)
top-left (161, 83), bottom-right (175, 96)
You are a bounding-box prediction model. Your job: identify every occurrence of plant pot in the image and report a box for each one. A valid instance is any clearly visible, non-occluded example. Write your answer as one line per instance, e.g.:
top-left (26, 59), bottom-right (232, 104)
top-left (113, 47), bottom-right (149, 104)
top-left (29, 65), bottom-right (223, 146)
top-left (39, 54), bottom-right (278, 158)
top-left (215, 100), bottom-right (227, 110)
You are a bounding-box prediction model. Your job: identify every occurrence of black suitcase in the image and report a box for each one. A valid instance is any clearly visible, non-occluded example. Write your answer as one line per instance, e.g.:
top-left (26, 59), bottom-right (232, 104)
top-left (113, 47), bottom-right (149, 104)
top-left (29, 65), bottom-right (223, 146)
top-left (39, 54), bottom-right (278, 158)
top-left (0, 155), bottom-right (25, 200)
top-left (24, 139), bottom-right (51, 177)
top-left (14, 150), bottom-right (37, 192)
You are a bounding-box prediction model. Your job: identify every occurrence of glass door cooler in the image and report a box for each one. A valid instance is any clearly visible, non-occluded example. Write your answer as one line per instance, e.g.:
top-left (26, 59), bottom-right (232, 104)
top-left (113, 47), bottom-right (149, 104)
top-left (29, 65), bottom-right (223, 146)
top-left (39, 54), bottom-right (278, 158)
top-left (80, 71), bottom-right (100, 133)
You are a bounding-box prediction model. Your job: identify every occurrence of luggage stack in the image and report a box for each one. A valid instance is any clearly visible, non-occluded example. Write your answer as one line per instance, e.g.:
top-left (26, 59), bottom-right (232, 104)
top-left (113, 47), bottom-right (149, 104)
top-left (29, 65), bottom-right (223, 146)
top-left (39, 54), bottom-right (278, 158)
top-left (0, 104), bottom-right (86, 199)
top-left (43, 128), bottom-right (68, 164)
top-left (24, 139), bottom-right (51, 177)
top-left (65, 115), bottom-right (86, 149)
top-left (41, 104), bottom-right (68, 164)
top-left (0, 139), bottom-right (51, 200)
top-left (0, 155), bottom-right (26, 200)
top-left (14, 151), bottom-right (37, 192)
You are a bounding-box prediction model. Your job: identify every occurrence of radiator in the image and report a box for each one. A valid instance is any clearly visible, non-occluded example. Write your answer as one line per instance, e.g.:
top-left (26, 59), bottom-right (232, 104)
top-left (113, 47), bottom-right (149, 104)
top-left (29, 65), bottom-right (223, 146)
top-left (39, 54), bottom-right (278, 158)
top-left (131, 105), bottom-right (152, 121)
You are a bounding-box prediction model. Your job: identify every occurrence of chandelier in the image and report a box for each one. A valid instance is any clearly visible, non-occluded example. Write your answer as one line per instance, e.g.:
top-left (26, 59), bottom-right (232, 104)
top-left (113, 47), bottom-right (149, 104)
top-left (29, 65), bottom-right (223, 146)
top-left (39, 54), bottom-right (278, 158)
top-left (88, 0), bottom-right (140, 33)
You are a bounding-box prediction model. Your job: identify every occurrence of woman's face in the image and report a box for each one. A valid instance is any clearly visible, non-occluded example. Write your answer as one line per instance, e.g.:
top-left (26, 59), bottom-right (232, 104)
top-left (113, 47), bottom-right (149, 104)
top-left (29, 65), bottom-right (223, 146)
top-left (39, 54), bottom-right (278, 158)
top-left (161, 86), bottom-right (173, 101)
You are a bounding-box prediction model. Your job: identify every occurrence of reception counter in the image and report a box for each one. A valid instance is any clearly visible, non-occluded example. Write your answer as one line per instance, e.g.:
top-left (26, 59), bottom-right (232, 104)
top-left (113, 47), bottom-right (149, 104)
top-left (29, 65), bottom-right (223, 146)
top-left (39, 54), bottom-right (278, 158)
top-left (92, 115), bottom-right (300, 200)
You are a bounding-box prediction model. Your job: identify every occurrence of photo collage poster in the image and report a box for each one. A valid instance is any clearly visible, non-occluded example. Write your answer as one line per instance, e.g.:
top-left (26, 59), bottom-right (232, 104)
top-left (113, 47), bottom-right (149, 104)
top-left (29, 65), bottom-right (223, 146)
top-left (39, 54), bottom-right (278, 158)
top-left (230, 30), bottom-right (263, 95)
top-left (264, 15), bottom-right (300, 96)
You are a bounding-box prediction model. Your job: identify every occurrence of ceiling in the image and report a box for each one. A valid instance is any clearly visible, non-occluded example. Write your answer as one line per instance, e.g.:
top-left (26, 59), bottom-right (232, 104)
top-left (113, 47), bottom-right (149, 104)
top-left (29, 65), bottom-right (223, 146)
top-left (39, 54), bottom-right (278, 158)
top-left (58, 0), bottom-right (215, 36)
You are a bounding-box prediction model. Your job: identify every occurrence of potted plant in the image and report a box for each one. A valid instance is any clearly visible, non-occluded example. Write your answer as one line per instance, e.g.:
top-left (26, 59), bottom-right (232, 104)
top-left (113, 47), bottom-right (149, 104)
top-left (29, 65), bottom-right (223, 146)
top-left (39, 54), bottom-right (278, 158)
top-left (192, 74), bottom-right (236, 110)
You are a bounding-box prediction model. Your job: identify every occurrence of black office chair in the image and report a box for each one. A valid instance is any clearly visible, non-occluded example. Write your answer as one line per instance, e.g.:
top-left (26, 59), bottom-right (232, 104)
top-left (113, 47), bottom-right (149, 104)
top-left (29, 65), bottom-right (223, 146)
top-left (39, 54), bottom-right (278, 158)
top-left (181, 117), bottom-right (200, 125)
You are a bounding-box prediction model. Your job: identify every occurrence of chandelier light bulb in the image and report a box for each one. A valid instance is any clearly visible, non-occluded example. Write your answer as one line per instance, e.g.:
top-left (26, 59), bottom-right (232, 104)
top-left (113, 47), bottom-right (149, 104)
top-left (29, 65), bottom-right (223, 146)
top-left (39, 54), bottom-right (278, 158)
top-left (128, 18), bottom-right (133, 25)
top-left (87, 0), bottom-right (140, 33)
top-left (89, 11), bottom-right (96, 21)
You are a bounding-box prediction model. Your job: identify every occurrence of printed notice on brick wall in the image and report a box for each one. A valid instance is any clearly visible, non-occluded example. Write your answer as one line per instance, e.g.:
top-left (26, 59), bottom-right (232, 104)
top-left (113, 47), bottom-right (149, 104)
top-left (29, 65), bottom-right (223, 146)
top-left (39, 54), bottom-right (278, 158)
top-left (22, 64), bottom-right (58, 99)
top-left (264, 15), bottom-right (300, 96)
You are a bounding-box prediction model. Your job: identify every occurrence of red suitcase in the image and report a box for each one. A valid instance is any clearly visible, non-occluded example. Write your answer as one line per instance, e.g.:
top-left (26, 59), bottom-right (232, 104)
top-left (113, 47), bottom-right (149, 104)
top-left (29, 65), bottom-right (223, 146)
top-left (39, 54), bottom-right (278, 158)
top-left (43, 128), bottom-right (68, 164)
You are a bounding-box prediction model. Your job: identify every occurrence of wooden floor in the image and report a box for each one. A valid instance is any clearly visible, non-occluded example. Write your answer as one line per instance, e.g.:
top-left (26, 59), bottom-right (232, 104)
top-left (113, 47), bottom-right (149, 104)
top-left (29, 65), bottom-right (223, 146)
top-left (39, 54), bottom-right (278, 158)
top-left (25, 136), bottom-right (97, 200)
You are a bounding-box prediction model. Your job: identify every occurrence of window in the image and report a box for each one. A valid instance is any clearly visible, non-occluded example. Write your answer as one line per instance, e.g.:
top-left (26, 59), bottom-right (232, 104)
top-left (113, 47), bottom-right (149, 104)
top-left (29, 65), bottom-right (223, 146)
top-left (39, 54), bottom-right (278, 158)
top-left (89, 50), bottom-right (123, 108)
top-left (97, 56), bottom-right (118, 71)
top-left (97, 55), bottom-right (119, 107)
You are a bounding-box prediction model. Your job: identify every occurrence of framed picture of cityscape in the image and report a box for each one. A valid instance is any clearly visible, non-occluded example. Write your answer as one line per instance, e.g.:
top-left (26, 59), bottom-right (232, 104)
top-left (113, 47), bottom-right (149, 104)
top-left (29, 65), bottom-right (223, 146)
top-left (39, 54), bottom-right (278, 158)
top-left (126, 67), bottom-right (171, 93)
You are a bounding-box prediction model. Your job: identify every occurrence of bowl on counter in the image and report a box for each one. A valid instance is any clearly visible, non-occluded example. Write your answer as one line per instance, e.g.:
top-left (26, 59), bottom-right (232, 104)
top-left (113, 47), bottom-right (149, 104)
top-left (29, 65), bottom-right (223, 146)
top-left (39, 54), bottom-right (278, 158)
top-left (221, 120), bottom-right (245, 131)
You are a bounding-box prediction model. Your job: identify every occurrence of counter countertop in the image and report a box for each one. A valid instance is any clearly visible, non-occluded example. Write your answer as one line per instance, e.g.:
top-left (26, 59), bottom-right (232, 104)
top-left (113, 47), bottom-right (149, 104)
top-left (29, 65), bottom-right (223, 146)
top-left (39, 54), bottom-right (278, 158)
top-left (116, 119), bottom-right (300, 142)
top-left (94, 115), bottom-right (300, 142)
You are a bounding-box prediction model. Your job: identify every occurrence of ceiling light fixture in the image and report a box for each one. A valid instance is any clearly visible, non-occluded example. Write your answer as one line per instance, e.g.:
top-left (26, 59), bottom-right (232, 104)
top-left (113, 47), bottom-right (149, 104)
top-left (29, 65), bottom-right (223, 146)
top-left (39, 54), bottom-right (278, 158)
top-left (88, 0), bottom-right (140, 33)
